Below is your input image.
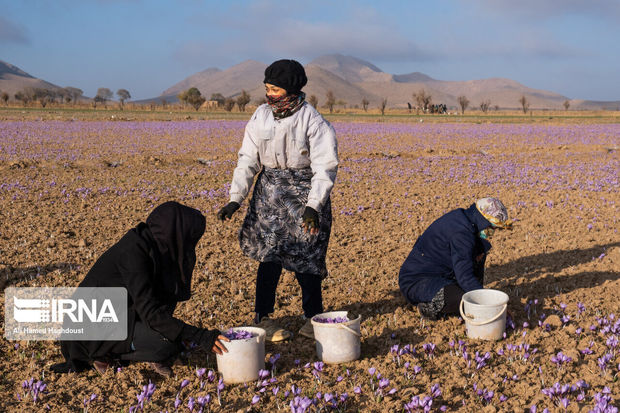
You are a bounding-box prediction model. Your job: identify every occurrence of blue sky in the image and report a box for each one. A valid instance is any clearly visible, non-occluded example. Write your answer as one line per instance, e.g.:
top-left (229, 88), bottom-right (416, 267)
top-left (1, 0), bottom-right (619, 101)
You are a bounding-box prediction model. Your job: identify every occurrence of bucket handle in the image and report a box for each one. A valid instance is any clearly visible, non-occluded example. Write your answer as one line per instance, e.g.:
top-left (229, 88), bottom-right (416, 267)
top-left (338, 324), bottom-right (361, 337)
top-left (459, 299), bottom-right (507, 326)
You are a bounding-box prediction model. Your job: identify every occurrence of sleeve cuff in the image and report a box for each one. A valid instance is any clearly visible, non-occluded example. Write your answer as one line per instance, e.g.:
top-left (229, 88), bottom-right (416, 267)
top-left (306, 199), bottom-right (322, 211)
top-left (229, 194), bottom-right (244, 204)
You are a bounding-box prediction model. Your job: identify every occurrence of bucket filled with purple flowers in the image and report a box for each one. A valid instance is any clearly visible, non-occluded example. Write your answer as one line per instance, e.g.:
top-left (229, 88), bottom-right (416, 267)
top-left (311, 311), bottom-right (361, 364)
top-left (216, 327), bottom-right (266, 384)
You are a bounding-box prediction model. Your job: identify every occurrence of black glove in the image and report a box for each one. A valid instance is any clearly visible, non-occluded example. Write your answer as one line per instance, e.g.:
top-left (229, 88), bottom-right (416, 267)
top-left (181, 325), bottom-right (221, 352)
top-left (302, 206), bottom-right (319, 231)
top-left (217, 202), bottom-right (240, 221)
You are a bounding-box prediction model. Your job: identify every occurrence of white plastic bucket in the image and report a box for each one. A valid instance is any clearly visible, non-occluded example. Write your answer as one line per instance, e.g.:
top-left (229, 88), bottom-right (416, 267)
top-left (216, 327), bottom-right (266, 384)
top-left (459, 289), bottom-right (509, 341)
top-left (311, 311), bottom-right (361, 364)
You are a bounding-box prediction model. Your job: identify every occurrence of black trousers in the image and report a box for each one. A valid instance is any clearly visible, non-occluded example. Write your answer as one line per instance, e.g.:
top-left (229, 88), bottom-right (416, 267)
top-left (255, 261), bottom-right (323, 321)
top-left (120, 314), bottom-right (182, 362)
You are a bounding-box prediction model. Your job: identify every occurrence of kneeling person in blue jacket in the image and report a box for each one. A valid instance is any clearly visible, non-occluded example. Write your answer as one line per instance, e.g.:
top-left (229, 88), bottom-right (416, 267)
top-left (399, 198), bottom-right (513, 320)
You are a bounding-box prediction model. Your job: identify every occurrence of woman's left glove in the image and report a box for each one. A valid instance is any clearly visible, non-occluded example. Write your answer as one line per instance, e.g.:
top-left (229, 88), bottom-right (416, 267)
top-left (302, 206), bottom-right (319, 234)
top-left (217, 201), bottom-right (240, 221)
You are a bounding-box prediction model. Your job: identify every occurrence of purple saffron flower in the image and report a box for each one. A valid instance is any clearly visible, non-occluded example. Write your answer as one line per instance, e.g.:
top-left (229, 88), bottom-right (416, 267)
top-left (313, 361), bottom-right (324, 372)
top-left (251, 394), bottom-right (260, 405)
top-left (206, 369), bottom-right (216, 383)
top-left (550, 351), bottom-right (572, 367)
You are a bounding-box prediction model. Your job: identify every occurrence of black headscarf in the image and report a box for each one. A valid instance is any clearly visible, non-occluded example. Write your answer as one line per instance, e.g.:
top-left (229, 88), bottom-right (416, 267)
top-left (145, 201), bottom-right (206, 302)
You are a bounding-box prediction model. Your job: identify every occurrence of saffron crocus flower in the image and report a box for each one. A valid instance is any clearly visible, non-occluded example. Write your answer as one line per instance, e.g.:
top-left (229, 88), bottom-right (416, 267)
top-left (269, 353), bottom-right (281, 369)
top-left (550, 351), bottom-right (572, 368)
top-left (251, 395), bottom-right (260, 405)
top-left (206, 369), bottom-right (216, 383)
top-left (577, 302), bottom-right (586, 315)
top-left (313, 361), bottom-right (324, 372)
top-left (179, 379), bottom-right (190, 390)
top-left (422, 342), bottom-right (436, 357)
top-left (196, 367), bottom-right (206, 378)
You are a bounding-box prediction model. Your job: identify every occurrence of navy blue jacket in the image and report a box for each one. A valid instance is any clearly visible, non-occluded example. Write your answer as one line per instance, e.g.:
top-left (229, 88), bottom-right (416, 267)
top-left (399, 204), bottom-right (492, 303)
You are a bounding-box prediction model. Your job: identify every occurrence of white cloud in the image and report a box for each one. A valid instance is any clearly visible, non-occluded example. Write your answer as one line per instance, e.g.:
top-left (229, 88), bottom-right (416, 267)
top-left (173, 1), bottom-right (436, 68)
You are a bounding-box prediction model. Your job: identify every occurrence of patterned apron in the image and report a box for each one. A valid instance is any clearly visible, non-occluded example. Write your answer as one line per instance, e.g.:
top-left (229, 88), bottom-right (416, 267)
top-left (239, 167), bottom-right (332, 278)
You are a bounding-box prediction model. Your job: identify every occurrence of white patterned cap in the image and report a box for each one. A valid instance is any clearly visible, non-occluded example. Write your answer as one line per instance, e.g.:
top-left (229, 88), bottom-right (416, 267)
top-left (475, 198), bottom-right (512, 228)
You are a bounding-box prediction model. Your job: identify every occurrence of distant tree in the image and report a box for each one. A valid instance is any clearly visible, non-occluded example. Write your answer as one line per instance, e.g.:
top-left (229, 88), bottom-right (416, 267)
top-left (95, 87), bottom-right (113, 108)
top-left (519, 95), bottom-right (530, 114)
top-left (413, 89), bottom-right (432, 113)
top-left (308, 95), bottom-right (318, 108)
top-left (160, 98), bottom-right (168, 109)
top-left (117, 89), bottom-right (131, 108)
top-left (361, 97), bottom-right (369, 112)
top-left (563, 100), bottom-right (570, 111)
top-left (379, 98), bottom-right (387, 116)
top-left (223, 97), bottom-right (235, 112)
top-left (14, 91), bottom-right (30, 105)
top-left (407, 102), bottom-right (412, 113)
top-left (479, 100), bottom-right (491, 113)
top-left (53, 89), bottom-right (66, 104)
top-left (236, 90), bottom-right (251, 112)
top-left (1, 91), bottom-right (8, 105)
top-left (177, 91), bottom-right (188, 107)
top-left (457, 95), bottom-right (470, 114)
top-left (48, 89), bottom-right (61, 104)
top-left (64, 87), bottom-right (83, 105)
top-left (32, 88), bottom-right (52, 107)
top-left (210, 93), bottom-right (225, 107)
top-left (325, 90), bottom-right (336, 113)
top-left (178, 87), bottom-right (205, 111)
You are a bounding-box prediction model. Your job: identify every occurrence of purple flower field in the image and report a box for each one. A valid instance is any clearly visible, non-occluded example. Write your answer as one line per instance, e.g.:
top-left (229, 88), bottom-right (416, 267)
top-left (0, 119), bottom-right (618, 411)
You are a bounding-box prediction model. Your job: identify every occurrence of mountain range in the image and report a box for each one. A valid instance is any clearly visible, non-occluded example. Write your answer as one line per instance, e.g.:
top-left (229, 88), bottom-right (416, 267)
top-left (2, 55), bottom-right (619, 110)
top-left (155, 55), bottom-right (619, 110)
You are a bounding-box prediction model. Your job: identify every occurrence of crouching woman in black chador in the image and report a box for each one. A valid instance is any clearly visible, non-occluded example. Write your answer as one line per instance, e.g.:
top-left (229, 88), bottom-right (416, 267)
top-left (399, 197), bottom-right (513, 320)
top-left (50, 201), bottom-right (228, 376)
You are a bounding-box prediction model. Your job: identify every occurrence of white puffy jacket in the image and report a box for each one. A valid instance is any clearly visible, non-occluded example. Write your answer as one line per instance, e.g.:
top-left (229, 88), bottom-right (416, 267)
top-left (229, 102), bottom-right (339, 211)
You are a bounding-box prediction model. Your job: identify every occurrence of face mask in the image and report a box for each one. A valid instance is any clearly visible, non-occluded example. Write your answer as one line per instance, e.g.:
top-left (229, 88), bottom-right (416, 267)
top-left (479, 227), bottom-right (496, 240)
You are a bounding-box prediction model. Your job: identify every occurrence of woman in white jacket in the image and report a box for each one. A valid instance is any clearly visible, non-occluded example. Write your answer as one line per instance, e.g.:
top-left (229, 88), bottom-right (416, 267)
top-left (217, 59), bottom-right (338, 341)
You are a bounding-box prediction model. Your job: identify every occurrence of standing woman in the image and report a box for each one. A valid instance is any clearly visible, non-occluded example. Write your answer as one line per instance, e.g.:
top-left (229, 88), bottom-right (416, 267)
top-left (218, 59), bottom-right (338, 341)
